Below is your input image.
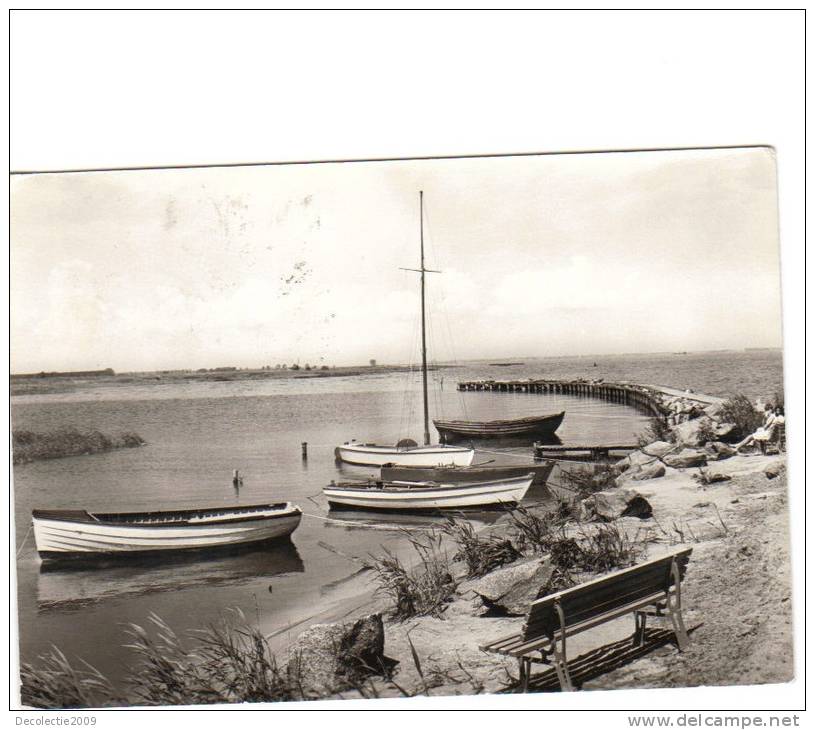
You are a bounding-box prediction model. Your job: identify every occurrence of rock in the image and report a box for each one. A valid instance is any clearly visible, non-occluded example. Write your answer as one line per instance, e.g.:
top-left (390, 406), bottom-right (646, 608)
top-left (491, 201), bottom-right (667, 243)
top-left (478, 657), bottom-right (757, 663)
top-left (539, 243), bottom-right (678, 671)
top-left (641, 440), bottom-right (676, 458)
top-left (764, 461), bottom-right (786, 480)
top-left (620, 441), bottom-right (675, 473)
top-left (704, 402), bottom-right (724, 419)
top-left (673, 418), bottom-right (707, 447)
top-left (708, 441), bottom-right (737, 459)
top-left (714, 422), bottom-right (738, 443)
top-left (468, 558), bottom-right (553, 615)
top-left (581, 488), bottom-right (652, 521)
top-left (664, 448), bottom-right (708, 469)
top-left (631, 462), bottom-right (666, 481)
top-left (287, 614), bottom-right (385, 696)
top-left (704, 471), bottom-right (732, 484)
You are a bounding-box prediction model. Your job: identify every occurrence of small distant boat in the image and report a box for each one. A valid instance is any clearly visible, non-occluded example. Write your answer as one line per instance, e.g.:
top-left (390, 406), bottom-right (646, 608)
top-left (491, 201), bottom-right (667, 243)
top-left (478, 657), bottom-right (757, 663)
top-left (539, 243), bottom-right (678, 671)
top-left (323, 473), bottom-right (534, 511)
top-left (31, 502), bottom-right (302, 560)
top-left (489, 362), bottom-right (525, 367)
top-left (434, 412), bottom-right (565, 444)
top-left (380, 461), bottom-right (555, 488)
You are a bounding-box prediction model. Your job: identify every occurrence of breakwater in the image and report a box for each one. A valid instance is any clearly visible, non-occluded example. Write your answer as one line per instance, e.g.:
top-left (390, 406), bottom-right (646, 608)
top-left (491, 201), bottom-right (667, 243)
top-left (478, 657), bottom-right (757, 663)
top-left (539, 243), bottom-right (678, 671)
top-left (456, 378), bottom-right (724, 420)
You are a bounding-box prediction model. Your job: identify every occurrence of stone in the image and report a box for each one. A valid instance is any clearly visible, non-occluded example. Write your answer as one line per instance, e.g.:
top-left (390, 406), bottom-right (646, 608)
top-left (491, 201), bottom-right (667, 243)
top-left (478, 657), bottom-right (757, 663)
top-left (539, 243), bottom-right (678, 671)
top-left (468, 558), bottom-right (553, 616)
top-left (664, 448), bottom-right (708, 469)
top-left (708, 441), bottom-right (737, 459)
top-left (673, 418), bottom-right (707, 447)
top-left (714, 422), bottom-right (738, 443)
top-left (631, 462), bottom-right (666, 481)
top-left (764, 461), bottom-right (786, 480)
top-left (640, 440), bottom-right (676, 458)
top-left (287, 613), bottom-right (386, 696)
top-left (581, 488), bottom-right (652, 521)
top-left (704, 402), bottom-right (724, 419)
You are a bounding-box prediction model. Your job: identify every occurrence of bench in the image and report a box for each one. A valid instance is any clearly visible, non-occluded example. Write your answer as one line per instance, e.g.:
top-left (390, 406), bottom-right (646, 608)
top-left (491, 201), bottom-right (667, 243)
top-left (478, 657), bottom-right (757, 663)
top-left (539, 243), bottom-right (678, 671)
top-left (480, 547), bottom-right (692, 691)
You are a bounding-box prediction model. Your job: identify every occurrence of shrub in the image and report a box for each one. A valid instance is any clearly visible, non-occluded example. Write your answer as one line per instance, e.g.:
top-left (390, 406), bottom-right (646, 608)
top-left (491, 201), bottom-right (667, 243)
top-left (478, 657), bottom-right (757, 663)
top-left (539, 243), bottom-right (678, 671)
top-left (368, 533), bottom-right (456, 620)
top-left (719, 394), bottom-right (764, 440)
top-left (442, 517), bottom-right (522, 578)
top-left (696, 417), bottom-right (717, 445)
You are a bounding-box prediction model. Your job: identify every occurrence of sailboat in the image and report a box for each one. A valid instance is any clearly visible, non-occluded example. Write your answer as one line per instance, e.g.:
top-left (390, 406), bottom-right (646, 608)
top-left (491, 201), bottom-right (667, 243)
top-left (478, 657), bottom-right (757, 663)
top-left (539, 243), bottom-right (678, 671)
top-left (334, 192), bottom-right (475, 468)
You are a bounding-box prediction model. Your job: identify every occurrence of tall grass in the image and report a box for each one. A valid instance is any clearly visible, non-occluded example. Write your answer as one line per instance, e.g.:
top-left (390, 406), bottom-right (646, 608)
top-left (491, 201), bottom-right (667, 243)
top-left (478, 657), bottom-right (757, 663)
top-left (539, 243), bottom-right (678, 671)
top-left (12, 427), bottom-right (145, 465)
top-left (21, 611), bottom-right (302, 709)
top-left (368, 532), bottom-right (456, 620)
top-left (20, 647), bottom-right (119, 708)
top-left (559, 463), bottom-right (618, 499)
top-left (442, 517), bottom-right (522, 578)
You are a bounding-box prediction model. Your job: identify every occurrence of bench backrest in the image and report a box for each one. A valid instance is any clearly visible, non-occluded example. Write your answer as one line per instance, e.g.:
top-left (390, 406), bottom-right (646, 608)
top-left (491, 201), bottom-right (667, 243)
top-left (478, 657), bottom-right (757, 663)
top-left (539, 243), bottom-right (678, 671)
top-left (522, 547), bottom-right (692, 641)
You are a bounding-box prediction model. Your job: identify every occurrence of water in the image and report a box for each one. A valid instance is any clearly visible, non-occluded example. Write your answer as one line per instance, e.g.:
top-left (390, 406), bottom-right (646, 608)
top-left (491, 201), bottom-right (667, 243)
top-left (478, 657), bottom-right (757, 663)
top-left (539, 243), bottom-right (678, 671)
top-left (12, 350), bottom-right (782, 685)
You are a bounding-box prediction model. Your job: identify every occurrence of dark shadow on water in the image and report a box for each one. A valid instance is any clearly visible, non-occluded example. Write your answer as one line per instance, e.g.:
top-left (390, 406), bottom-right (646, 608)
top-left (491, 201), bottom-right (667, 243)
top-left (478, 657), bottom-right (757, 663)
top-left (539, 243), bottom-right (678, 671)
top-left (514, 625), bottom-right (701, 693)
top-left (36, 540), bottom-right (304, 612)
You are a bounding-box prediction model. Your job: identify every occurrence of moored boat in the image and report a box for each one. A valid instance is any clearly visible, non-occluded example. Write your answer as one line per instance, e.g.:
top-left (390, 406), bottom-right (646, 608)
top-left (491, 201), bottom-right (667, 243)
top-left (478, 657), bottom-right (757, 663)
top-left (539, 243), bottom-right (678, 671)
top-left (333, 191), bottom-right (474, 468)
top-left (31, 502), bottom-right (302, 560)
top-left (335, 441), bottom-right (475, 468)
top-left (434, 411), bottom-right (565, 444)
top-left (379, 460), bottom-right (555, 487)
top-left (323, 473), bottom-right (534, 511)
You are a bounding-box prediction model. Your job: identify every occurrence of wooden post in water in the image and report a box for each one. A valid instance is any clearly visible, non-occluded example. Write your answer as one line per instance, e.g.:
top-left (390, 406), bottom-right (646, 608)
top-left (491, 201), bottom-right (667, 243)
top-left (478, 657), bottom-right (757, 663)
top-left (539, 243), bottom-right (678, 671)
top-left (301, 442), bottom-right (308, 460)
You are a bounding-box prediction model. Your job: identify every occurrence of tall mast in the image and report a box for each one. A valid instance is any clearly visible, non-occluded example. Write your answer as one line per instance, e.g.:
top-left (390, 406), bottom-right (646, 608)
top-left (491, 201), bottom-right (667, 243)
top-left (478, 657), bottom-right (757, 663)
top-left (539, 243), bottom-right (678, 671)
top-left (419, 190), bottom-right (430, 446)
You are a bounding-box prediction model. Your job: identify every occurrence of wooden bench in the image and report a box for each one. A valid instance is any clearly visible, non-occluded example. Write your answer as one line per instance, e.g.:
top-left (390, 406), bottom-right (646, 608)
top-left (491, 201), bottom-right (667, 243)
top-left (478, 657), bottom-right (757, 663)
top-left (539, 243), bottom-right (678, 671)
top-left (480, 547), bottom-right (692, 691)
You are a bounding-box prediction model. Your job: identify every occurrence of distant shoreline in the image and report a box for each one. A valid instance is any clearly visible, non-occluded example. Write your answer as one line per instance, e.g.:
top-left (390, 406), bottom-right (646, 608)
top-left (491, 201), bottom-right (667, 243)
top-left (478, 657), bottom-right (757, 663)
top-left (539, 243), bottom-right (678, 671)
top-left (10, 364), bottom-right (458, 397)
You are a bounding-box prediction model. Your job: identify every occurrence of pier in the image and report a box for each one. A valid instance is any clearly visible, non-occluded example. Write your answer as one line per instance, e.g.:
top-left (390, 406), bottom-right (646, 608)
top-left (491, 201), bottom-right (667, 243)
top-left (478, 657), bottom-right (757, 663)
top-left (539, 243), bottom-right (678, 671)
top-left (533, 443), bottom-right (640, 462)
top-left (456, 379), bottom-right (676, 417)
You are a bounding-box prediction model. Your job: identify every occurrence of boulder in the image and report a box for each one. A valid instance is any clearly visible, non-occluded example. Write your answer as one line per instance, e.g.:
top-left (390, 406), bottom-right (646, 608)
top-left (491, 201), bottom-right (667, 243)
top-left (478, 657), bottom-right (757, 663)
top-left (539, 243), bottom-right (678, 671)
top-left (287, 614), bottom-right (386, 696)
top-left (764, 461), bottom-right (786, 480)
top-left (708, 441), bottom-right (737, 460)
top-left (664, 448), bottom-right (708, 469)
top-left (641, 440), bottom-right (676, 459)
top-left (631, 462), bottom-right (666, 481)
top-left (581, 488), bottom-right (652, 521)
top-left (673, 418), bottom-right (707, 447)
top-left (704, 402), bottom-right (724, 419)
top-left (714, 422), bottom-right (738, 443)
top-left (468, 558), bottom-right (553, 615)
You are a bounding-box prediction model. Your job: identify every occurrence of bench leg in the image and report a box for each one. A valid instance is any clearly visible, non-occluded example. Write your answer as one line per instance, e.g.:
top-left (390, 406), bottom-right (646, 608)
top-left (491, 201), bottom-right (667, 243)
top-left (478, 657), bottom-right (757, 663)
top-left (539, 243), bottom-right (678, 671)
top-left (633, 610), bottom-right (647, 647)
top-left (668, 604), bottom-right (690, 650)
top-left (668, 559), bottom-right (691, 651)
top-left (518, 657), bottom-right (531, 693)
top-left (552, 644), bottom-right (574, 691)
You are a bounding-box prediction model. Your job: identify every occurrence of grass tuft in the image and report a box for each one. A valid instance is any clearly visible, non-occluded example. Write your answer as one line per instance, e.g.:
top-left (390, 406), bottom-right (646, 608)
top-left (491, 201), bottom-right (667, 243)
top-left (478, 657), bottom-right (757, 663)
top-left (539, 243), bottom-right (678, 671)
top-left (441, 517), bottom-right (522, 578)
top-left (368, 532), bottom-right (456, 620)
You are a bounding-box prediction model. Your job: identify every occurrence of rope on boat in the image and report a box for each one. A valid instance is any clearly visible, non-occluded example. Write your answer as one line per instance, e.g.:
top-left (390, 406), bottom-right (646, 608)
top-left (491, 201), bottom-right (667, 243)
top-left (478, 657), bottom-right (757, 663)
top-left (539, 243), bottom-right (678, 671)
top-left (16, 523), bottom-right (33, 557)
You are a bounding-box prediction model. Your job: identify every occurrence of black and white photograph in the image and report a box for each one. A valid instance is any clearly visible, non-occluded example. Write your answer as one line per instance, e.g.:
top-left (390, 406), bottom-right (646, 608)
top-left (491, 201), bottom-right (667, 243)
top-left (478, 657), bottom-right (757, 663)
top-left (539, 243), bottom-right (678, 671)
top-left (9, 9), bottom-right (804, 720)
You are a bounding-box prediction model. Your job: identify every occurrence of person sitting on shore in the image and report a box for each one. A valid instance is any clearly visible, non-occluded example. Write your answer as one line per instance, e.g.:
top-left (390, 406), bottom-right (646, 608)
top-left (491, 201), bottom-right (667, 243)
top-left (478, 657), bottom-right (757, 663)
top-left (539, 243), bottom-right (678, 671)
top-left (735, 406), bottom-right (781, 454)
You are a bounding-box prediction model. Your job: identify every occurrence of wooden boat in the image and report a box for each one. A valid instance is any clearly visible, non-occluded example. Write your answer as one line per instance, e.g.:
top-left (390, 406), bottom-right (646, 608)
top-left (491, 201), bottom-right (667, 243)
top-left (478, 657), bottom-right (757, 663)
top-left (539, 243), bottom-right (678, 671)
top-left (323, 473), bottom-right (534, 511)
top-left (31, 502), bottom-right (302, 560)
top-left (333, 191), bottom-right (474, 468)
top-left (335, 441), bottom-right (474, 467)
top-left (379, 460), bottom-right (555, 487)
top-left (434, 411), bottom-right (565, 444)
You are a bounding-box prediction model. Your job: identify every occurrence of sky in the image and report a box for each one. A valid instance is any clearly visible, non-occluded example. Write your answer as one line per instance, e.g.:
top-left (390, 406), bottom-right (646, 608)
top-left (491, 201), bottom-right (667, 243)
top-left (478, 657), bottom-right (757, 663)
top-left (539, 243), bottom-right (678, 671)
top-left (10, 147), bottom-right (782, 373)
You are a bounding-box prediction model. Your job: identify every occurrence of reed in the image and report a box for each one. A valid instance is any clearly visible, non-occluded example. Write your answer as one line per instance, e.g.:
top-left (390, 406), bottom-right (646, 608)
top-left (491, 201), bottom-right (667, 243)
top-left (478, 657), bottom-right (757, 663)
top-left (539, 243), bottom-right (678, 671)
top-left (12, 427), bottom-right (145, 465)
top-left (442, 517), bottom-right (522, 578)
top-left (20, 647), bottom-right (119, 709)
top-left (368, 532), bottom-right (456, 620)
top-left (20, 611), bottom-right (302, 708)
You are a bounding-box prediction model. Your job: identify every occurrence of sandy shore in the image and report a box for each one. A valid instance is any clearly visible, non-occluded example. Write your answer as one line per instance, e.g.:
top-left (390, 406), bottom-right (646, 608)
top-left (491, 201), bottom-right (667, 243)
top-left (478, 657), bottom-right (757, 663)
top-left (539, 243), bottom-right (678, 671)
top-left (279, 450), bottom-right (792, 699)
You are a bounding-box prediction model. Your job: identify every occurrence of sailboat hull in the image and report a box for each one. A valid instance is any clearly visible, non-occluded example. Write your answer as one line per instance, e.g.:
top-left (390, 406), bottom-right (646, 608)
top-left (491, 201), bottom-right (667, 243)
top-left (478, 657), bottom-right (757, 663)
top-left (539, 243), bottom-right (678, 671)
top-left (334, 443), bottom-right (475, 467)
top-left (324, 474), bottom-right (533, 511)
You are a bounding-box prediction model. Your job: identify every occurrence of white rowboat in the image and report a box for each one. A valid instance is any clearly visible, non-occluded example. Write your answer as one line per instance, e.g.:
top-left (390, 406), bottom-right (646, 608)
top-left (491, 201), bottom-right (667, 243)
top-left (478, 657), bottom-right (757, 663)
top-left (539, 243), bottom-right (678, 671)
top-left (323, 473), bottom-right (533, 511)
top-left (335, 442), bottom-right (475, 468)
top-left (31, 502), bottom-right (302, 560)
